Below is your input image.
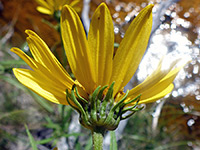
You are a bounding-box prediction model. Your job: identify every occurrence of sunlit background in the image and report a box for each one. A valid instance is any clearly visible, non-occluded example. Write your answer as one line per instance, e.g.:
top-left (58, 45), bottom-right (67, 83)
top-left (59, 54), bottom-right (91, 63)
top-left (0, 0), bottom-right (200, 149)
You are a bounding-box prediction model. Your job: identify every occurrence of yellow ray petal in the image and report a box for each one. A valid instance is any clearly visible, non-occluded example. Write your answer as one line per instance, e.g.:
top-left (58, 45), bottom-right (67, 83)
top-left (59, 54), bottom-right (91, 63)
top-left (139, 65), bottom-right (183, 100)
top-left (59, 0), bottom-right (67, 6)
top-left (127, 62), bottom-right (186, 104)
top-left (46, 0), bottom-right (54, 8)
top-left (69, 0), bottom-right (79, 6)
top-left (11, 47), bottom-right (74, 90)
top-left (35, 0), bottom-right (50, 9)
top-left (54, 0), bottom-right (62, 10)
top-left (69, 0), bottom-right (82, 14)
top-left (36, 6), bottom-right (53, 15)
top-left (25, 30), bottom-right (74, 85)
top-left (61, 5), bottom-right (95, 94)
top-left (111, 4), bottom-right (153, 95)
top-left (11, 47), bottom-right (38, 70)
top-left (128, 59), bottom-right (180, 97)
top-left (88, 3), bottom-right (114, 86)
top-left (13, 68), bottom-right (69, 105)
top-left (138, 84), bottom-right (174, 104)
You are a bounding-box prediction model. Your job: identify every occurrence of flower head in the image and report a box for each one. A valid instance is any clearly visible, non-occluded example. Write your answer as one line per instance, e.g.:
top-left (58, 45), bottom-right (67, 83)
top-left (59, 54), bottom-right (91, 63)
top-left (11, 3), bottom-right (186, 130)
top-left (35, 0), bottom-right (82, 15)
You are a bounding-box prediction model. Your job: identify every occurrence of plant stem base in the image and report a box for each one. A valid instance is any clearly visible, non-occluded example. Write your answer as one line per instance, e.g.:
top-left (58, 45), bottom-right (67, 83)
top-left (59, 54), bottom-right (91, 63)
top-left (92, 128), bottom-right (105, 150)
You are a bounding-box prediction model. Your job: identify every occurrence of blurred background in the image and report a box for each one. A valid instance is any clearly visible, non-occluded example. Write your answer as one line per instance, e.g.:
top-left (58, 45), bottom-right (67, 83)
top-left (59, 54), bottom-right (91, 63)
top-left (0, 0), bottom-right (200, 149)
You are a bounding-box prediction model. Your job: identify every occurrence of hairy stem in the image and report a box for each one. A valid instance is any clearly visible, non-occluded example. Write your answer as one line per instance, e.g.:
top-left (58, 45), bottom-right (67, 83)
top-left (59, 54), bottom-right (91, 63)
top-left (92, 128), bottom-right (105, 150)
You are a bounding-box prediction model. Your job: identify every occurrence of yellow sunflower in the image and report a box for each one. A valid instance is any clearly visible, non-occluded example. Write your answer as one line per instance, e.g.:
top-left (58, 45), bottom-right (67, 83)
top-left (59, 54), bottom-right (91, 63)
top-left (11, 3), bottom-right (185, 113)
top-left (35, 0), bottom-right (82, 15)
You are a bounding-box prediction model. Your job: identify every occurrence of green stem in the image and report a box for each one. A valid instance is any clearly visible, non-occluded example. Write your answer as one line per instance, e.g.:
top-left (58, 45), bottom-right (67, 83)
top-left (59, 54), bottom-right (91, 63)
top-left (61, 105), bottom-right (65, 130)
top-left (92, 129), bottom-right (105, 150)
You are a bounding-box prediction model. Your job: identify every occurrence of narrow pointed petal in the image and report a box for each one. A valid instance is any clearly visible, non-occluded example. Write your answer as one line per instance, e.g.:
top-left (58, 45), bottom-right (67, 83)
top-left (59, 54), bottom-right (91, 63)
top-left (138, 84), bottom-right (174, 104)
top-left (61, 5), bottom-right (95, 94)
top-left (69, 0), bottom-right (79, 6)
top-left (127, 62), bottom-right (186, 104)
top-left (143, 65), bottom-right (183, 99)
top-left (25, 30), bottom-right (74, 85)
top-left (11, 47), bottom-right (38, 70)
top-left (13, 68), bottom-right (69, 105)
top-left (61, 0), bottom-right (69, 6)
top-left (46, 0), bottom-right (54, 7)
top-left (128, 59), bottom-right (180, 97)
top-left (111, 4), bottom-right (153, 95)
top-left (11, 47), bottom-right (74, 90)
top-left (88, 3), bottom-right (114, 86)
top-left (54, 0), bottom-right (62, 10)
top-left (35, 0), bottom-right (53, 15)
top-left (69, 0), bottom-right (82, 13)
top-left (35, 0), bottom-right (50, 9)
top-left (37, 7), bottom-right (53, 15)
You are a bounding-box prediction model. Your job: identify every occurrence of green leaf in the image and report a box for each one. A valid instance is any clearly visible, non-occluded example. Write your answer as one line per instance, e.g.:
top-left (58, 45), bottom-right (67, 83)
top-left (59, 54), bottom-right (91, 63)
top-left (36, 137), bottom-right (55, 145)
top-left (85, 136), bottom-right (92, 150)
top-left (25, 124), bottom-right (38, 150)
top-left (62, 132), bottom-right (82, 138)
top-left (110, 131), bottom-right (118, 150)
top-left (0, 65), bottom-right (4, 74)
top-left (0, 110), bottom-right (25, 121)
top-left (0, 60), bottom-right (27, 66)
top-left (0, 60), bottom-right (27, 74)
top-left (75, 142), bottom-right (81, 150)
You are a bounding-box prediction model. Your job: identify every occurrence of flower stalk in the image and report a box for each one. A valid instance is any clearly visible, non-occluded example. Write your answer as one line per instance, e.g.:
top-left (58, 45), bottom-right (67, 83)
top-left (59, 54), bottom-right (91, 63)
top-left (92, 128), bottom-right (105, 150)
